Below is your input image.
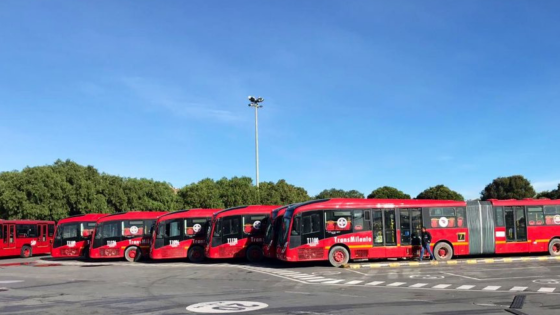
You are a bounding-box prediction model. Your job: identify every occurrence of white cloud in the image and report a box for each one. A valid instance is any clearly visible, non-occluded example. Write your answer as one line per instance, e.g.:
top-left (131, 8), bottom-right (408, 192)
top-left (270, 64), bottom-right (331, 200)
top-left (532, 180), bottom-right (560, 191)
top-left (121, 77), bottom-right (244, 124)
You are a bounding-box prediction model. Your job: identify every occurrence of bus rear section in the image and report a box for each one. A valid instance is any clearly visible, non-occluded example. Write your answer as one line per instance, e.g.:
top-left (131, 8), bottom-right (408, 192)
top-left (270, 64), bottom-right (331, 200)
top-left (150, 209), bottom-right (220, 262)
top-left (205, 205), bottom-right (279, 262)
top-left (51, 214), bottom-right (108, 259)
top-left (1, 220), bottom-right (55, 258)
top-left (263, 206), bottom-right (289, 259)
top-left (89, 211), bottom-right (167, 262)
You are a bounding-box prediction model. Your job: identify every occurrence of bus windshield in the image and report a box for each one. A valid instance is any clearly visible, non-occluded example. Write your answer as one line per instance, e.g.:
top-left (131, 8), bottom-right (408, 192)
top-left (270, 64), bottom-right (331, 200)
top-left (56, 222), bottom-right (97, 241)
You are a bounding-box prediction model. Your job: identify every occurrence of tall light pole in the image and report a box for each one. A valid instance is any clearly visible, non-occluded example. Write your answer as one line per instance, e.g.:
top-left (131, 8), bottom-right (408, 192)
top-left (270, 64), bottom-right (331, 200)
top-left (248, 96), bottom-right (264, 188)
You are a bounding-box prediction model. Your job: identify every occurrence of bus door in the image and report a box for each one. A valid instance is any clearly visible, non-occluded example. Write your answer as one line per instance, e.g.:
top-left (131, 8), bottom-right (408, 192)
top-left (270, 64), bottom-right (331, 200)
top-left (222, 216), bottom-right (242, 249)
top-left (399, 208), bottom-right (423, 257)
top-left (37, 224), bottom-right (49, 249)
top-left (504, 206), bottom-right (528, 253)
top-left (369, 209), bottom-right (398, 258)
top-left (3, 224), bottom-right (16, 249)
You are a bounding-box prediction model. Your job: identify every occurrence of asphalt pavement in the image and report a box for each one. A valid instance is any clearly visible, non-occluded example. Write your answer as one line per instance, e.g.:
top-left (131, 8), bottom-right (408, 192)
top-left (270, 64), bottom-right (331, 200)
top-left (1, 255), bottom-right (559, 315)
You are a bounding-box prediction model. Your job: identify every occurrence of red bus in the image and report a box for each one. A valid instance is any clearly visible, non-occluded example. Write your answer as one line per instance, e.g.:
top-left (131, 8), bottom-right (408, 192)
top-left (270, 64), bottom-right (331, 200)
top-left (90, 211), bottom-right (167, 262)
top-left (276, 198), bottom-right (560, 267)
top-left (1, 220), bottom-right (55, 258)
top-left (263, 205), bottom-right (289, 258)
top-left (150, 208), bottom-right (220, 262)
top-left (51, 214), bottom-right (108, 259)
top-left (205, 205), bottom-right (279, 262)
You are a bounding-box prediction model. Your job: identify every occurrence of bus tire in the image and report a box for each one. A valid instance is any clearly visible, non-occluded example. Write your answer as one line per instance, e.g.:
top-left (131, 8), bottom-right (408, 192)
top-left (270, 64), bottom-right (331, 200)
top-left (329, 246), bottom-right (350, 267)
top-left (434, 242), bottom-right (453, 261)
top-left (549, 238), bottom-right (560, 256)
top-left (20, 245), bottom-right (32, 258)
top-left (188, 246), bottom-right (205, 263)
top-left (124, 246), bottom-right (141, 262)
top-left (246, 245), bottom-right (264, 263)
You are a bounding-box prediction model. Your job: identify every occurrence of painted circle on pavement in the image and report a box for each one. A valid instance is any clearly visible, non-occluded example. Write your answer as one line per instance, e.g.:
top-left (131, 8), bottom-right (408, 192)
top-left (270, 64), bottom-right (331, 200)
top-left (554, 215), bottom-right (560, 225)
top-left (439, 217), bottom-right (449, 228)
top-left (193, 224), bottom-right (202, 233)
top-left (253, 221), bottom-right (261, 230)
top-left (337, 218), bottom-right (348, 229)
top-left (186, 301), bottom-right (268, 313)
top-left (129, 226), bottom-right (139, 235)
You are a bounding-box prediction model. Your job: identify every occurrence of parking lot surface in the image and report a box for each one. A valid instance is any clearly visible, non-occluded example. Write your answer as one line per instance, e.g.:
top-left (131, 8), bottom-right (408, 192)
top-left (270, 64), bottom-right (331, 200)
top-left (1, 256), bottom-right (559, 314)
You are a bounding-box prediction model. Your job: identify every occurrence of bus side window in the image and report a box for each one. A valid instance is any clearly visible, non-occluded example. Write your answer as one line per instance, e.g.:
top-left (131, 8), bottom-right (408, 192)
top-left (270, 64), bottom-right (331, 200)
top-left (292, 216), bottom-right (301, 236)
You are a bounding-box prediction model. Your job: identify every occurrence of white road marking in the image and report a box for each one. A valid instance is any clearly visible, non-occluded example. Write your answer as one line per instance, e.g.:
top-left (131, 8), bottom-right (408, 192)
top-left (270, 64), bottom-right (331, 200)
top-left (432, 284), bottom-right (451, 289)
top-left (387, 282), bottom-right (406, 287)
top-left (321, 280), bottom-right (344, 284)
top-left (483, 286), bottom-right (501, 291)
top-left (510, 287), bottom-right (527, 291)
top-left (365, 281), bottom-right (385, 286)
top-left (456, 285), bottom-right (475, 290)
top-left (307, 278), bottom-right (333, 282)
top-left (345, 280), bottom-right (364, 285)
top-left (538, 287), bottom-right (556, 293)
top-left (440, 272), bottom-right (481, 281)
top-left (409, 283), bottom-right (428, 288)
top-left (294, 277), bottom-right (325, 280)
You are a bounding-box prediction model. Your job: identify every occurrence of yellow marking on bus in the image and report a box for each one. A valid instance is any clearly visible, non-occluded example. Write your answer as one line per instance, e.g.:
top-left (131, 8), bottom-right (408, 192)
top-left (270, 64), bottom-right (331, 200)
top-left (446, 260), bottom-right (458, 265)
top-left (466, 259), bottom-right (477, 264)
top-left (451, 242), bottom-right (469, 246)
top-left (536, 239), bottom-right (550, 243)
top-left (140, 245), bottom-right (150, 249)
top-left (496, 241), bottom-right (506, 244)
top-left (184, 247), bottom-right (189, 250)
top-left (348, 245), bottom-right (373, 249)
top-left (121, 246), bottom-right (126, 249)
top-left (484, 259), bottom-right (495, 263)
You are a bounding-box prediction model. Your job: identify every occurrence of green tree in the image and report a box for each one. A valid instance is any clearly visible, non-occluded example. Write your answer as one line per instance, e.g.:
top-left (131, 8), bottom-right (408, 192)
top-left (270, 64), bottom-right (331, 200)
top-left (480, 175), bottom-right (536, 201)
top-left (367, 186), bottom-right (411, 199)
top-left (178, 178), bottom-right (224, 209)
top-left (417, 185), bottom-right (464, 201)
top-left (258, 179), bottom-right (310, 205)
top-left (216, 176), bottom-right (259, 208)
top-left (314, 188), bottom-right (364, 199)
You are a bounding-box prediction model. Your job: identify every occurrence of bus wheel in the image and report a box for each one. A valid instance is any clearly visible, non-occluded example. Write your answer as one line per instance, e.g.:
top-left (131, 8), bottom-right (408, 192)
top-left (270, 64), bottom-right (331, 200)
top-left (246, 245), bottom-right (264, 263)
top-left (125, 246), bottom-right (141, 262)
top-left (549, 239), bottom-right (560, 256)
top-left (329, 246), bottom-right (349, 267)
top-left (20, 246), bottom-right (32, 258)
top-left (188, 246), bottom-right (205, 263)
top-left (434, 243), bottom-right (453, 261)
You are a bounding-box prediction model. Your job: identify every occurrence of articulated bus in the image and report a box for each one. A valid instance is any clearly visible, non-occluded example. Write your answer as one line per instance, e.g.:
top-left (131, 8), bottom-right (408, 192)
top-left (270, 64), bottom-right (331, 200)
top-left (90, 211), bottom-right (167, 262)
top-left (263, 205), bottom-right (289, 258)
top-left (52, 214), bottom-right (108, 259)
top-left (206, 205), bottom-right (280, 262)
top-left (151, 209), bottom-right (221, 262)
top-left (276, 198), bottom-right (560, 267)
top-left (1, 220), bottom-right (55, 258)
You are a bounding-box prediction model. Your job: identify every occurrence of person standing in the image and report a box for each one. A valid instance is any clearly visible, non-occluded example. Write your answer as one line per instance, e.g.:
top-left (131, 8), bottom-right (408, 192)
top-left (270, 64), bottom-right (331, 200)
top-left (420, 226), bottom-right (435, 261)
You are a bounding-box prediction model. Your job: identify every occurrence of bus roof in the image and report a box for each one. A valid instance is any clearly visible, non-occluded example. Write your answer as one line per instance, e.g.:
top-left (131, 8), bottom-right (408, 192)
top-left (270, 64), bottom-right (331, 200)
top-left (0, 219), bottom-right (55, 224)
top-left (293, 198), bottom-right (466, 212)
top-left (214, 205), bottom-right (280, 218)
top-left (156, 209), bottom-right (221, 222)
top-left (488, 199), bottom-right (560, 206)
top-left (97, 211), bottom-right (168, 223)
top-left (57, 214), bottom-right (109, 224)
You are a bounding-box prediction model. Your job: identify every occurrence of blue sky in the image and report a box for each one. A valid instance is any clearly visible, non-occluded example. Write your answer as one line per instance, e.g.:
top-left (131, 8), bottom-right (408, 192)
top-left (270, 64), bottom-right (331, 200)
top-left (1, 1), bottom-right (559, 200)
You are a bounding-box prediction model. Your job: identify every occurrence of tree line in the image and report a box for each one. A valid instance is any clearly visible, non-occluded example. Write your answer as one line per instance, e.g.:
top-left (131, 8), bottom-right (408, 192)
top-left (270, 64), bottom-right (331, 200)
top-left (0, 160), bottom-right (558, 220)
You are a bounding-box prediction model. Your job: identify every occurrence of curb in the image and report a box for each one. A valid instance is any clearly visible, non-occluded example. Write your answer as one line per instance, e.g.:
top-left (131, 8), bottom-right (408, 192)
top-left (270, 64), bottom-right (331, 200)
top-left (343, 255), bottom-right (560, 269)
